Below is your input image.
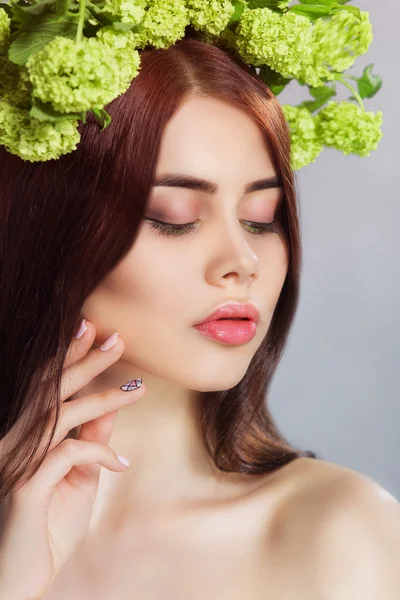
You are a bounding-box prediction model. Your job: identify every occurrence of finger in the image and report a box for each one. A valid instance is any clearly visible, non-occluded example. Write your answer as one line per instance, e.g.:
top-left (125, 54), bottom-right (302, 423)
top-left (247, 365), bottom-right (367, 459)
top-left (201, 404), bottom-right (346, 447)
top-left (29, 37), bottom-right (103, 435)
top-left (63, 320), bottom-right (96, 370)
top-left (14, 439), bottom-right (130, 508)
top-left (49, 381), bottom-right (144, 450)
top-left (74, 409), bottom-right (119, 481)
top-left (38, 321), bottom-right (96, 385)
top-left (60, 332), bottom-right (125, 402)
top-left (78, 409), bottom-right (118, 446)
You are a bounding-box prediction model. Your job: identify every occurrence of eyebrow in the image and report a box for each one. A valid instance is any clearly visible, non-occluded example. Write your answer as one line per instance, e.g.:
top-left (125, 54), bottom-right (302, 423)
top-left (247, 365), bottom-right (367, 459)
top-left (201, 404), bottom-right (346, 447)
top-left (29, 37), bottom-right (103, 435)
top-left (153, 173), bottom-right (282, 195)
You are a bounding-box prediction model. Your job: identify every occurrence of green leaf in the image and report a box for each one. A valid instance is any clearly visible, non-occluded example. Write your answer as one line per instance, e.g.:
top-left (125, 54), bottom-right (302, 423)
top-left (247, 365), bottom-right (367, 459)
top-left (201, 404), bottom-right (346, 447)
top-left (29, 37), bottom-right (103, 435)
top-left (298, 99), bottom-right (324, 113)
top-left (91, 107), bottom-right (112, 130)
top-left (269, 83), bottom-right (287, 95)
top-left (112, 20), bottom-right (140, 31)
top-left (228, 0), bottom-right (248, 25)
top-left (299, 84), bottom-right (336, 112)
top-left (86, 6), bottom-right (121, 25)
top-left (247, 0), bottom-right (286, 10)
top-left (259, 65), bottom-right (292, 95)
top-left (290, 1), bottom-right (359, 19)
top-left (56, 0), bottom-right (73, 18)
top-left (259, 64), bottom-right (292, 86)
top-left (353, 64), bottom-right (383, 100)
top-left (330, 3), bottom-right (361, 19)
top-left (298, 0), bottom-right (351, 4)
top-left (30, 99), bottom-right (83, 122)
top-left (11, 0), bottom-right (58, 24)
top-left (309, 84), bottom-right (336, 102)
top-left (289, 4), bottom-right (332, 19)
top-left (8, 17), bottom-right (78, 65)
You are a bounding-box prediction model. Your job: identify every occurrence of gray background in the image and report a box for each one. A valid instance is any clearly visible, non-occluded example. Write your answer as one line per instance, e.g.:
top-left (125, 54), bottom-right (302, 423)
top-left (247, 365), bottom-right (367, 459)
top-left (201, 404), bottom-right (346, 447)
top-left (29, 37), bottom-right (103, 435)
top-left (2, 0), bottom-right (396, 496)
top-left (270, 0), bottom-right (399, 499)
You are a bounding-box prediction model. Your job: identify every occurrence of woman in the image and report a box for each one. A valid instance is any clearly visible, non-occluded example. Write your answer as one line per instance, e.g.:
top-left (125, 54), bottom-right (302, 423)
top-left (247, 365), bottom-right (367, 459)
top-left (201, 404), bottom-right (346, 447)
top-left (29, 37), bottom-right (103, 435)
top-left (0, 34), bottom-right (399, 600)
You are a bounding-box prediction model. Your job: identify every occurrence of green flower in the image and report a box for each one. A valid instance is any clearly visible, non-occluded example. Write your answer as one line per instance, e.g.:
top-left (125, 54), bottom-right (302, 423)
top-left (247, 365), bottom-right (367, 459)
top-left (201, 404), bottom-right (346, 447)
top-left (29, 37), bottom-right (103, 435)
top-left (26, 34), bottom-right (141, 113)
top-left (186, 0), bottom-right (235, 37)
top-left (316, 101), bottom-right (383, 157)
top-left (0, 7), bottom-right (10, 49)
top-left (281, 104), bottom-right (324, 170)
top-left (299, 11), bottom-right (373, 88)
top-left (0, 57), bottom-right (31, 109)
top-left (235, 7), bottom-right (313, 78)
top-left (0, 101), bottom-right (80, 162)
top-left (276, 0), bottom-right (291, 8)
top-left (95, 0), bottom-right (147, 25)
top-left (136, 0), bottom-right (190, 49)
top-left (94, 26), bottom-right (143, 76)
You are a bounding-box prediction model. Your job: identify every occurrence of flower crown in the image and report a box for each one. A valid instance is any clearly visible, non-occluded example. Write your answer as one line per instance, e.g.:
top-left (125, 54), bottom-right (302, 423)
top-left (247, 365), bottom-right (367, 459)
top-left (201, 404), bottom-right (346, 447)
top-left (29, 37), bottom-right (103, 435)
top-left (0, 0), bottom-right (383, 169)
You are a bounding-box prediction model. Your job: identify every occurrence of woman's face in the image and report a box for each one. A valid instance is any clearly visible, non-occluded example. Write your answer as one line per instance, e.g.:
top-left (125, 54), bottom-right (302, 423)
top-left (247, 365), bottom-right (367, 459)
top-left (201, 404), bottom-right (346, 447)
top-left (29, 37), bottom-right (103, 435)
top-left (82, 96), bottom-right (288, 391)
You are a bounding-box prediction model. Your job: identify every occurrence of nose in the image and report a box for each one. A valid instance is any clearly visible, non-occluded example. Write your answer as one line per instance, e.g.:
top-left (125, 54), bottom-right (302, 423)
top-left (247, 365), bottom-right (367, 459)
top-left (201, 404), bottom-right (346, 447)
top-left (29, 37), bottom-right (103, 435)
top-left (205, 218), bottom-right (259, 286)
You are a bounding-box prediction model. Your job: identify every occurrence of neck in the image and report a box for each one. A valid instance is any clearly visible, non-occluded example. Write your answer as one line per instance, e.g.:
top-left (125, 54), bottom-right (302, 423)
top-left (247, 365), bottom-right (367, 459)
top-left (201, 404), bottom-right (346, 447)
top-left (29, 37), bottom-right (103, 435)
top-left (71, 356), bottom-right (243, 517)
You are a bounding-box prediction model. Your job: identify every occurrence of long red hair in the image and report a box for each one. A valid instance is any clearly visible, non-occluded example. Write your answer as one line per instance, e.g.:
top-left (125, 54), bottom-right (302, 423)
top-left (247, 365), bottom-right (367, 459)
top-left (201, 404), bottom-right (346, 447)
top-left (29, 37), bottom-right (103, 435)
top-left (0, 28), bottom-right (316, 502)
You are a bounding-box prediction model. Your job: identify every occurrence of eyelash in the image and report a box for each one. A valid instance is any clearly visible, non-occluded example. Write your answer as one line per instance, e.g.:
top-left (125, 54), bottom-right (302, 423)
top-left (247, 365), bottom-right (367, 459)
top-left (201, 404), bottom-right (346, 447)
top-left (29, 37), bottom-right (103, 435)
top-left (145, 218), bottom-right (280, 237)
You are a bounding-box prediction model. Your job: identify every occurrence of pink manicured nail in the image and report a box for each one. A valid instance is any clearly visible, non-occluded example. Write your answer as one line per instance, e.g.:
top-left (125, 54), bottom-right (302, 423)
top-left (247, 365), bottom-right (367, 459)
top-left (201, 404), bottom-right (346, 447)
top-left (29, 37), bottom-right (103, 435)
top-left (100, 332), bottom-right (119, 351)
top-left (74, 319), bottom-right (87, 339)
top-left (117, 455), bottom-right (130, 467)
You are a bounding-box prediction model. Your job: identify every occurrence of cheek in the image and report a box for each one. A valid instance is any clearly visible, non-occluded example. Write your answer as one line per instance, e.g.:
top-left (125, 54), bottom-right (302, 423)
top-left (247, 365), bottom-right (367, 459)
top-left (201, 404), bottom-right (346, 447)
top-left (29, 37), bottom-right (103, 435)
top-left (113, 239), bottom-right (193, 320)
top-left (259, 238), bottom-right (288, 308)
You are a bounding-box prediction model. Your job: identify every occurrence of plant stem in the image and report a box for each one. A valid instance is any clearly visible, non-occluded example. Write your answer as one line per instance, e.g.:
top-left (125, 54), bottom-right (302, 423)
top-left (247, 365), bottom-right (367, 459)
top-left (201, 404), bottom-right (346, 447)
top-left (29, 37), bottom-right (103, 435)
top-left (335, 74), bottom-right (365, 111)
top-left (75, 0), bottom-right (86, 46)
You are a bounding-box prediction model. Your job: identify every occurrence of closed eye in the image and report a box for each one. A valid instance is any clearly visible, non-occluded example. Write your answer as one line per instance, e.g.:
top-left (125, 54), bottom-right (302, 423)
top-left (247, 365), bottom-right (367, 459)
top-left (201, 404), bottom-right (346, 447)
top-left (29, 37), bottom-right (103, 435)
top-left (144, 218), bottom-right (280, 237)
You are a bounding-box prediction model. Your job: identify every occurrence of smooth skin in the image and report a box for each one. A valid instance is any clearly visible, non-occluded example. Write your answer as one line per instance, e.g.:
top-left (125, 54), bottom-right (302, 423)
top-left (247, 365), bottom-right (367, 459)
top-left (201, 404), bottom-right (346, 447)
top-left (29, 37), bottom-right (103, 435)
top-left (66, 95), bottom-right (289, 514)
top-left (0, 323), bottom-right (146, 600)
top-left (1, 96), bottom-right (399, 599)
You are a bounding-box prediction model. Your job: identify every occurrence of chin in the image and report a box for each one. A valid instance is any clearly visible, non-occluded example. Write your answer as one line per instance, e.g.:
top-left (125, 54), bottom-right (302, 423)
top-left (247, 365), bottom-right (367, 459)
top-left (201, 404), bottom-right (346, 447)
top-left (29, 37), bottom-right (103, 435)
top-left (185, 369), bottom-right (249, 393)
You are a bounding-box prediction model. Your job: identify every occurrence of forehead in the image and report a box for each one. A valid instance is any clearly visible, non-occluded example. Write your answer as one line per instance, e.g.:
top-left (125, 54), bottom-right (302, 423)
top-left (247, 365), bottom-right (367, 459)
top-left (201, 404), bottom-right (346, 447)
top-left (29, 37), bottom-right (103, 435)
top-left (154, 96), bottom-right (276, 184)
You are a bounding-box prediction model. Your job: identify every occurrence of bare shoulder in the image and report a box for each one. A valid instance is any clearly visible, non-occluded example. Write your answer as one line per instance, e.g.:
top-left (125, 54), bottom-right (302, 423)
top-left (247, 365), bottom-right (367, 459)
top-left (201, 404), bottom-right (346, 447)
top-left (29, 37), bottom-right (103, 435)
top-left (281, 456), bottom-right (399, 509)
top-left (265, 457), bottom-right (400, 599)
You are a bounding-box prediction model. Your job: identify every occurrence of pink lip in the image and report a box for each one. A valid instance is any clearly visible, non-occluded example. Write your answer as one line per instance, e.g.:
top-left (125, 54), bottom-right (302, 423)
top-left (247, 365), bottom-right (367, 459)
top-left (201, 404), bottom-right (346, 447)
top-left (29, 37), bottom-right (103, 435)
top-left (195, 302), bottom-right (260, 325)
top-left (193, 320), bottom-right (257, 345)
top-left (193, 302), bottom-right (260, 345)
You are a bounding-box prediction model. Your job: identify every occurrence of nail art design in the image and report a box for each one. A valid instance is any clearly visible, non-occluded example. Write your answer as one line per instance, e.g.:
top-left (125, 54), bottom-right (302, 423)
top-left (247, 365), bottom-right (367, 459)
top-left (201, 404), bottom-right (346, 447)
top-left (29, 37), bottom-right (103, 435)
top-left (120, 377), bottom-right (143, 392)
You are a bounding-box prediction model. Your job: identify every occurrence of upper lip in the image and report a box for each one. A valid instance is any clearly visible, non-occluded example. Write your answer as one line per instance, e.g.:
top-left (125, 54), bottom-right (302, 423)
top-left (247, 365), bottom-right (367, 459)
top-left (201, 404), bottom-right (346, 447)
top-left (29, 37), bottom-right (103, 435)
top-left (195, 301), bottom-right (260, 325)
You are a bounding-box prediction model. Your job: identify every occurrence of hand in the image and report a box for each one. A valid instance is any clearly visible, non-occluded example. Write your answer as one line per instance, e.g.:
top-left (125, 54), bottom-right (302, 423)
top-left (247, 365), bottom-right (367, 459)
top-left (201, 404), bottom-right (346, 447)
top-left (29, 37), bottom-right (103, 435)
top-left (0, 322), bottom-right (145, 600)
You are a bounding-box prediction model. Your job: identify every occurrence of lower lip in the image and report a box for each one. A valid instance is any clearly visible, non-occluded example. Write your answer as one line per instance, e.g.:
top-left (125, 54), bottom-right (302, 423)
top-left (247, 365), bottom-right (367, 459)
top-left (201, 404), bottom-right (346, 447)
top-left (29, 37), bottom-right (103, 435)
top-left (193, 319), bottom-right (257, 345)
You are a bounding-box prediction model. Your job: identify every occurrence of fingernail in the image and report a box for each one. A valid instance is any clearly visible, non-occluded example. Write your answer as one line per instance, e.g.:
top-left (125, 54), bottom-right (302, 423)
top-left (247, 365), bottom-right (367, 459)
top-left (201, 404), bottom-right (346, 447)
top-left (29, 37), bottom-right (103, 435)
top-left (100, 332), bottom-right (119, 351)
top-left (117, 455), bottom-right (130, 467)
top-left (74, 319), bottom-right (87, 339)
top-left (120, 377), bottom-right (142, 392)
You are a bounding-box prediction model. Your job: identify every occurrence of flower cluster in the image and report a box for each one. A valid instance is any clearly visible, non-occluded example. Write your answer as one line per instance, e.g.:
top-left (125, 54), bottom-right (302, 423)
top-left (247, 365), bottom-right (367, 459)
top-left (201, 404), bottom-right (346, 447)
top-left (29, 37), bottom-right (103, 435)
top-left (135, 0), bottom-right (190, 49)
top-left (281, 105), bottom-right (324, 171)
top-left (26, 34), bottom-right (141, 113)
top-left (0, 0), bottom-right (384, 166)
top-left (95, 0), bottom-right (146, 25)
top-left (316, 101), bottom-right (383, 157)
top-left (299, 11), bottom-right (373, 88)
top-left (0, 101), bottom-right (81, 162)
top-left (282, 100), bottom-right (384, 170)
top-left (186, 0), bottom-right (235, 37)
top-left (0, 7), bottom-right (10, 49)
top-left (95, 27), bottom-right (142, 82)
top-left (235, 8), bottom-right (313, 78)
top-left (0, 58), bottom-right (31, 109)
